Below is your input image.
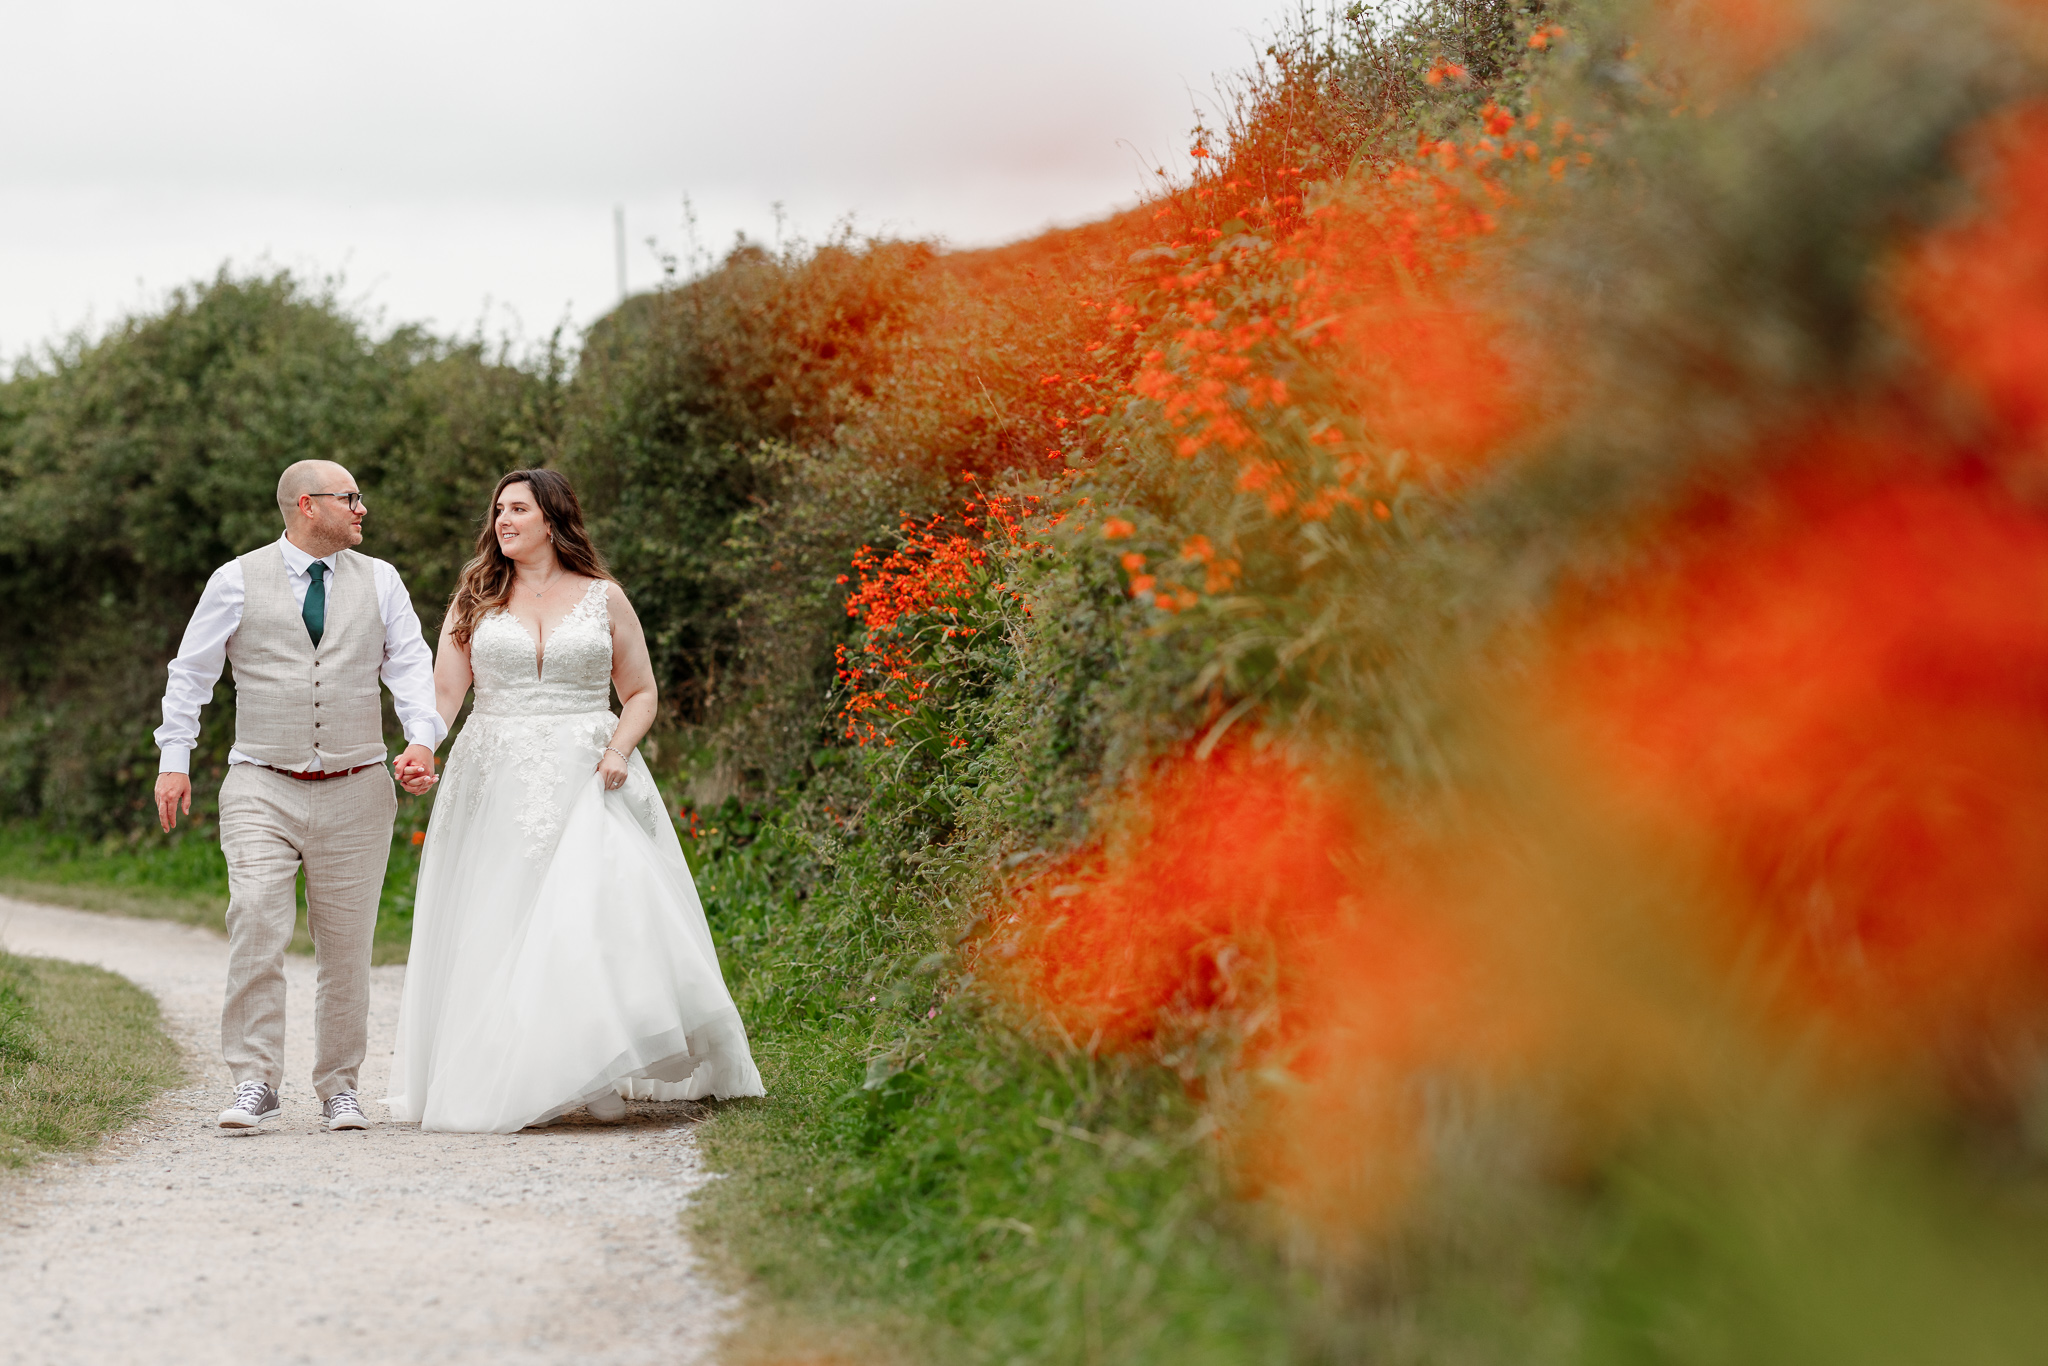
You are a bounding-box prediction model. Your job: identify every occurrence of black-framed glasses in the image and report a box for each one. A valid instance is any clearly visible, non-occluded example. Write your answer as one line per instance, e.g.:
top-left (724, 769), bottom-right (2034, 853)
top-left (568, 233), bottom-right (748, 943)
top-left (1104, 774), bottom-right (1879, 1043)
top-left (308, 492), bottom-right (364, 511)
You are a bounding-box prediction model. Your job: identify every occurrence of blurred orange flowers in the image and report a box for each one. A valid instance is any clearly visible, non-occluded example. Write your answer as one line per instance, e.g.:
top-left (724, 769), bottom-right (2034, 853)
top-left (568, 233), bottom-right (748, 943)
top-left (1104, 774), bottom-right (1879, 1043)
top-left (1540, 432), bottom-right (2048, 1087)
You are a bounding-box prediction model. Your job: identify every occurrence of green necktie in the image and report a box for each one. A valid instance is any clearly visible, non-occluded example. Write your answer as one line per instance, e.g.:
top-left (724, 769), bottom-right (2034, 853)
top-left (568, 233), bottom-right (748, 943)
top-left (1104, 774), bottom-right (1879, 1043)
top-left (303, 561), bottom-right (327, 648)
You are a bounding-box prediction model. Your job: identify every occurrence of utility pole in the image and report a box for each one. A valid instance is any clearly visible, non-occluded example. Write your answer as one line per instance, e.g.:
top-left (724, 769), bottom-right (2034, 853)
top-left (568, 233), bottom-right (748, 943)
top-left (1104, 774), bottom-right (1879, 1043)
top-left (613, 205), bottom-right (627, 303)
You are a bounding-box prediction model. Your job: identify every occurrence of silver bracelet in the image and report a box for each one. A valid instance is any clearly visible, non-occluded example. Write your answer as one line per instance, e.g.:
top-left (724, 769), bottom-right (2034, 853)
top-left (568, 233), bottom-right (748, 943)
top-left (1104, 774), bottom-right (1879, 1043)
top-left (603, 746), bottom-right (630, 761)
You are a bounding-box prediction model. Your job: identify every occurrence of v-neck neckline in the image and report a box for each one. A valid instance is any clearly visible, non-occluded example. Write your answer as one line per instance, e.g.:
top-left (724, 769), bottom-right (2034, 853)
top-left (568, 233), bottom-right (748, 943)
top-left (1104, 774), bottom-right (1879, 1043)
top-left (515, 579), bottom-right (598, 680)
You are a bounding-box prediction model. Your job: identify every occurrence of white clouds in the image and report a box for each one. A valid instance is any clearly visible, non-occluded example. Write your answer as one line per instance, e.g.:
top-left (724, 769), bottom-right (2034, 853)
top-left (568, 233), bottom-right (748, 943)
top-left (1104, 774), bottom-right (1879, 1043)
top-left (0, 0), bottom-right (1275, 359)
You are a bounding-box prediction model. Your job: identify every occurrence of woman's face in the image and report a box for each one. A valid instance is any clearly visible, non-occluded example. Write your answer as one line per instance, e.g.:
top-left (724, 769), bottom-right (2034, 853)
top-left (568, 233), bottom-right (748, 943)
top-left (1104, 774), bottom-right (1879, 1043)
top-left (493, 483), bottom-right (552, 562)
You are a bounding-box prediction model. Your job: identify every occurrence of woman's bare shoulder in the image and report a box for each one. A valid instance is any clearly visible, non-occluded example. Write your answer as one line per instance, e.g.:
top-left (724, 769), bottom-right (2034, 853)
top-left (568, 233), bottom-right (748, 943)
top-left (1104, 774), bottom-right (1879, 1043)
top-left (553, 573), bottom-right (606, 605)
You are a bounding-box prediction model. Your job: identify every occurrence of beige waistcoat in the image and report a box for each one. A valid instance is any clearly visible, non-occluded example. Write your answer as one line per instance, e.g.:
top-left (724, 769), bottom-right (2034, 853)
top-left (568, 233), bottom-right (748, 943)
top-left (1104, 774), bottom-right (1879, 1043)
top-left (226, 544), bottom-right (386, 770)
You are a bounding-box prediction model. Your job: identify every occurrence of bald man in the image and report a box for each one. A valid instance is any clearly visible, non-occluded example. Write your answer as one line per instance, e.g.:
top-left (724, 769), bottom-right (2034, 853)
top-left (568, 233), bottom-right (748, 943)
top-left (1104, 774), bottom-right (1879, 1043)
top-left (153, 460), bottom-right (445, 1133)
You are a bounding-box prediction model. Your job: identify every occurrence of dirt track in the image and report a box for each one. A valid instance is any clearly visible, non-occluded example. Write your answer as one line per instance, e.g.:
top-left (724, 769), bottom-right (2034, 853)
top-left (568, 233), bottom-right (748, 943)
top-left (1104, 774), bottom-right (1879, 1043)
top-left (0, 897), bottom-right (736, 1366)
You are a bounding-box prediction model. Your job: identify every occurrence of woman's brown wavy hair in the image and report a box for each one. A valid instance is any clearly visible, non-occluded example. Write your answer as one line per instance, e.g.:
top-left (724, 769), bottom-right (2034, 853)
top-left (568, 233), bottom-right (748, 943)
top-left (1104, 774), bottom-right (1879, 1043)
top-left (448, 468), bottom-right (613, 646)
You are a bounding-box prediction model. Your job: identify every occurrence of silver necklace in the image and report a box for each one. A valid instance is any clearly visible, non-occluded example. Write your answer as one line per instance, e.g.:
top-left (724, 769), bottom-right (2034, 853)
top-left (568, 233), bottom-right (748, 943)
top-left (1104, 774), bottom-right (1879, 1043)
top-left (526, 567), bottom-right (563, 599)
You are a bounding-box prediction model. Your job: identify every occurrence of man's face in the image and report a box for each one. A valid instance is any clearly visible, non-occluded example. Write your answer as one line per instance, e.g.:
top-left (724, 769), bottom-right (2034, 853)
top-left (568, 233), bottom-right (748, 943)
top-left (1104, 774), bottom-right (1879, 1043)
top-left (299, 469), bottom-right (366, 550)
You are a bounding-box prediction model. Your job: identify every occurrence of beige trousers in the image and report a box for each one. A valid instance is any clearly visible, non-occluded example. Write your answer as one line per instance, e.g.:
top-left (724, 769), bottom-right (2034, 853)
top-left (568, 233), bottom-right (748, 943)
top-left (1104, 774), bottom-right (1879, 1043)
top-left (217, 762), bottom-right (395, 1100)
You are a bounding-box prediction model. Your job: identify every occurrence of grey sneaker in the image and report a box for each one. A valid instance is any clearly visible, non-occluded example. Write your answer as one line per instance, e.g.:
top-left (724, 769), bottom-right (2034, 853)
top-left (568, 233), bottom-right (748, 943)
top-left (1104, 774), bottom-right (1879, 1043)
top-left (322, 1091), bottom-right (370, 1131)
top-left (218, 1080), bottom-right (281, 1130)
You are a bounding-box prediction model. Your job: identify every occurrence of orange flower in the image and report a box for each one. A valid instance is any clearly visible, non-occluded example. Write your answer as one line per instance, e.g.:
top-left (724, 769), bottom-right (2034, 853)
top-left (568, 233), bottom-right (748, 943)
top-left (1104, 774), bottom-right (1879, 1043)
top-left (983, 742), bottom-right (1521, 1240)
top-left (1539, 433), bottom-right (2048, 1078)
top-left (1102, 517), bottom-right (1136, 540)
top-left (1897, 99), bottom-right (2048, 477)
top-left (1120, 551), bottom-right (1148, 571)
top-left (1203, 558), bottom-right (1241, 594)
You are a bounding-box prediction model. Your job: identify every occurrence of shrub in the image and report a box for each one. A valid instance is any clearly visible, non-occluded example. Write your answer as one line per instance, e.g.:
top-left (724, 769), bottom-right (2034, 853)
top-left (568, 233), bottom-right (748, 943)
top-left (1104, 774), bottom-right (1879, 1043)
top-left (0, 272), bottom-right (551, 829)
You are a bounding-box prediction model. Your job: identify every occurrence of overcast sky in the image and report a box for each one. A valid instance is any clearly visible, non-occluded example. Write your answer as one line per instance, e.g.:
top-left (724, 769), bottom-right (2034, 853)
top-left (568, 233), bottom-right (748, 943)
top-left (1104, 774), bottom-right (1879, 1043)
top-left (0, 0), bottom-right (1296, 364)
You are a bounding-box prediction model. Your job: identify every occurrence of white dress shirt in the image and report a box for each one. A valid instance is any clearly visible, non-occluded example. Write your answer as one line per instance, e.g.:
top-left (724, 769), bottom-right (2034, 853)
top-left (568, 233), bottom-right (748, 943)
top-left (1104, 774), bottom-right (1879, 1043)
top-left (155, 535), bottom-right (446, 775)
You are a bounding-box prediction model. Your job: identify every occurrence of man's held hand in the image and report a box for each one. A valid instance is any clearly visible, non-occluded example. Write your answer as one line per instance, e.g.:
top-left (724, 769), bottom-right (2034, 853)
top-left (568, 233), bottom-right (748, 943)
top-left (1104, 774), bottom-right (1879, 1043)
top-left (395, 743), bottom-right (438, 796)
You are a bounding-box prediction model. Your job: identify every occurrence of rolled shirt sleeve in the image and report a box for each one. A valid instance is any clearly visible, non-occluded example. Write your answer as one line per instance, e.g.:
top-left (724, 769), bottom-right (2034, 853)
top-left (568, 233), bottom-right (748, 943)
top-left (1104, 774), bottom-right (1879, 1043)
top-left (154, 562), bottom-right (245, 775)
top-left (376, 560), bottom-right (448, 753)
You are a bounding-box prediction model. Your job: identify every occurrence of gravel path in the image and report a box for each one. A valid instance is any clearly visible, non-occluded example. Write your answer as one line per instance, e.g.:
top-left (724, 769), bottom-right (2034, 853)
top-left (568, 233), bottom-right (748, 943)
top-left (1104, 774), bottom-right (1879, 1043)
top-left (0, 896), bottom-right (738, 1366)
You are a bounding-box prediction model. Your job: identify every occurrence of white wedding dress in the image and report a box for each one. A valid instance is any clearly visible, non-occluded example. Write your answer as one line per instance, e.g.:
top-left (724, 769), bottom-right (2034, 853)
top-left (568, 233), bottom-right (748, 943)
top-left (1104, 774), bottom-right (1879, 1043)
top-left (385, 579), bottom-right (764, 1132)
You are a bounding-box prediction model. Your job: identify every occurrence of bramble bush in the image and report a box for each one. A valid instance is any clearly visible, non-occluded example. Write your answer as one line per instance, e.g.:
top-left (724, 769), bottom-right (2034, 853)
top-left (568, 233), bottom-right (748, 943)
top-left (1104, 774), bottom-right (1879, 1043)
top-left (0, 272), bottom-right (560, 829)
top-left (693, 1), bottom-right (2048, 1361)
top-left (9, 1), bottom-right (2048, 1361)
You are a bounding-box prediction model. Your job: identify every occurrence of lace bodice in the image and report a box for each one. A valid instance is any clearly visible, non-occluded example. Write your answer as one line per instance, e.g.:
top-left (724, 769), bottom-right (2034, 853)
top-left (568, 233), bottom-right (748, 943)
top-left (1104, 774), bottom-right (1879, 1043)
top-left (444, 578), bottom-right (651, 862)
top-left (469, 579), bottom-right (613, 716)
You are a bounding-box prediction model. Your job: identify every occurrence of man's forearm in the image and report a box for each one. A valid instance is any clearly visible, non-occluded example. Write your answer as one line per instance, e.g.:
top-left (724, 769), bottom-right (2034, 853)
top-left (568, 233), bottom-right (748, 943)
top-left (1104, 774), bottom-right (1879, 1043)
top-left (379, 565), bottom-right (448, 754)
top-left (156, 561), bottom-right (241, 769)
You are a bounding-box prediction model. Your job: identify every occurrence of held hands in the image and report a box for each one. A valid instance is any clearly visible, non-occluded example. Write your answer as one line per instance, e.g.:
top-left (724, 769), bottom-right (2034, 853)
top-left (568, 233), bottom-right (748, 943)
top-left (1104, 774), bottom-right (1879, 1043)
top-left (395, 744), bottom-right (439, 796)
top-left (597, 746), bottom-right (630, 793)
top-left (155, 773), bottom-right (191, 833)
top-left (155, 748), bottom-right (436, 828)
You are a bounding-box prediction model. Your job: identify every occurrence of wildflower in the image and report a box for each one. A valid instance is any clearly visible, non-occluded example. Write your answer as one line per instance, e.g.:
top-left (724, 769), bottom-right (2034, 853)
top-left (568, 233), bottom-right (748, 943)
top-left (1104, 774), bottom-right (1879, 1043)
top-left (1121, 552), bottom-right (1148, 571)
top-left (1102, 517), bottom-right (1136, 540)
top-left (1543, 449), bottom-right (2048, 1069)
top-left (1900, 100), bottom-right (2048, 459)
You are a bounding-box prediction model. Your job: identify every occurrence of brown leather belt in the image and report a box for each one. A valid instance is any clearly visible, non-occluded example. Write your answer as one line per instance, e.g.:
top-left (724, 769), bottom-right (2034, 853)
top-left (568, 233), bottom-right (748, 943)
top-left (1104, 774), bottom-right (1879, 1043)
top-left (256, 762), bottom-right (381, 782)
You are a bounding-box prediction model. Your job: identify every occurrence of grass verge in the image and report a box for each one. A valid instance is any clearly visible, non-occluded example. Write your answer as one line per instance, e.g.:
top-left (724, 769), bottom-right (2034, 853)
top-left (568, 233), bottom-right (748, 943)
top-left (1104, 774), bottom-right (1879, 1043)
top-left (686, 816), bottom-right (1331, 1366)
top-left (0, 950), bottom-right (183, 1171)
top-left (0, 822), bottom-right (424, 964)
top-left (686, 807), bottom-right (2048, 1365)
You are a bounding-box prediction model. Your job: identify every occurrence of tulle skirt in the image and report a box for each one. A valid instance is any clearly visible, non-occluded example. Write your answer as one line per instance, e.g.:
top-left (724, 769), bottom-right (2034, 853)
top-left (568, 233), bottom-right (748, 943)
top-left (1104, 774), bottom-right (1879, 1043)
top-left (385, 707), bottom-right (763, 1133)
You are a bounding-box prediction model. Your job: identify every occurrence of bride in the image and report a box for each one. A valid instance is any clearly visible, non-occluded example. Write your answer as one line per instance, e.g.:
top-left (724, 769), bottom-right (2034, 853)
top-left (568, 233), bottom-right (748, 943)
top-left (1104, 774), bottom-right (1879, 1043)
top-left (385, 468), bottom-right (763, 1132)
